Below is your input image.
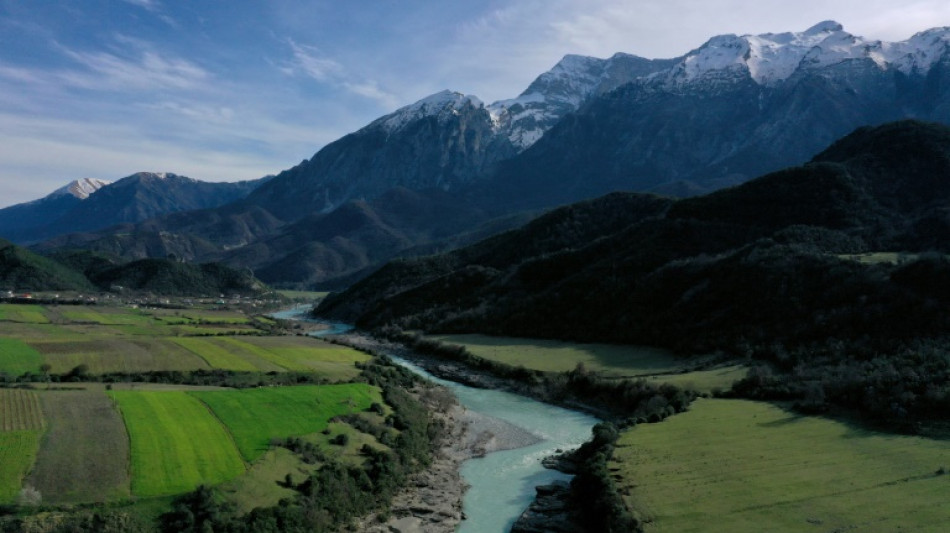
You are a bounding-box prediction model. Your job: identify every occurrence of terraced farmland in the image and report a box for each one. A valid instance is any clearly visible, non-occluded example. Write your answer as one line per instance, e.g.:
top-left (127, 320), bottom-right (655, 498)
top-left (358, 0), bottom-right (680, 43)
top-left (191, 383), bottom-right (381, 461)
top-left (111, 390), bottom-right (246, 497)
top-left (611, 399), bottom-right (950, 532)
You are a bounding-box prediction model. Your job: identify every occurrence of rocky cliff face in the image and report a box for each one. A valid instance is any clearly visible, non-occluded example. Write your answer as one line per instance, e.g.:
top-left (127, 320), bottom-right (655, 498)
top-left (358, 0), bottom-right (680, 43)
top-left (246, 91), bottom-right (517, 221)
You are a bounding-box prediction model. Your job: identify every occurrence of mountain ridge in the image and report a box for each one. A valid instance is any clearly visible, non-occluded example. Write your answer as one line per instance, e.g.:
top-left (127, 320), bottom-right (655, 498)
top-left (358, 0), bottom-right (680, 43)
top-left (317, 120), bottom-right (950, 346)
top-left (0, 172), bottom-right (271, 244)
top-left (23, 22), bottom-right (950, 288)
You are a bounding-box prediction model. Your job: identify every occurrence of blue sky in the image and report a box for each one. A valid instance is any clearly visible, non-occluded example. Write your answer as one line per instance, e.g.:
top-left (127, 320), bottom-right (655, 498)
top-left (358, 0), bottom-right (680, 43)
top-left (1, 0), bottom-right (948, 207)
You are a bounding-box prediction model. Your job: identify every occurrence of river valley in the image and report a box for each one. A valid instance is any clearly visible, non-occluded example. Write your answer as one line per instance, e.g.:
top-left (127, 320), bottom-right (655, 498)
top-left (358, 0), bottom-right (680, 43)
top-left (273, 307), bottom-right (599, 532)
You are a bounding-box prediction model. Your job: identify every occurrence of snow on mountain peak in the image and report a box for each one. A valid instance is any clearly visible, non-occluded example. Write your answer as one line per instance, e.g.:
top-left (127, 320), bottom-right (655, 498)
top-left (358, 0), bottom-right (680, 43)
top-left (50, 178), bottom-right (110, 200)
top-left (668, 21), bottom-right (950, 86)
top-left (804, 20), bottom-right (844, 35)
top-left (376, 90), bottom-right (485, 133)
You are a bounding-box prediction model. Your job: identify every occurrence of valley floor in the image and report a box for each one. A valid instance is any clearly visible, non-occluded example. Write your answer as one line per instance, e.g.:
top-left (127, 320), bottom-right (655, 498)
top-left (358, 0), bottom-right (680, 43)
top-left (611, 398), bottom-right (950, 532)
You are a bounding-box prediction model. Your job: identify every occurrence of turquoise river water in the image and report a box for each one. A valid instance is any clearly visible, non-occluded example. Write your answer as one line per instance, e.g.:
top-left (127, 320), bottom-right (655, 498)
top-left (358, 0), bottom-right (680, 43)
top-left (272, 306), bottom-right (598, 532)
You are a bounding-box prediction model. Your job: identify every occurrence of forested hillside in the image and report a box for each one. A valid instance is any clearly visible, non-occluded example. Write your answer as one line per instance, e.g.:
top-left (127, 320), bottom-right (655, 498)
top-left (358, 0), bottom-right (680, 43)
top-left (319, 120), bottom-right (950, 429)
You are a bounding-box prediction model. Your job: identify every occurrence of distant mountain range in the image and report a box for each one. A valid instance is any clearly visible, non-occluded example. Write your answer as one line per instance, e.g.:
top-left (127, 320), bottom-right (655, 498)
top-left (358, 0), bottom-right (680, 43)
top-left (11, 21), bottom-right (950, 287)
top-left (0, 172), bottom-right (270, 244)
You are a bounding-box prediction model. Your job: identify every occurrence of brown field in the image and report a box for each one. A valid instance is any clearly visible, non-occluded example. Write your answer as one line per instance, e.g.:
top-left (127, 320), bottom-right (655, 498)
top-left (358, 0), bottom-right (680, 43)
top-left (0, 389), bottom-right (45, 431)
top-left (27, 390), bottom-right (131, 503)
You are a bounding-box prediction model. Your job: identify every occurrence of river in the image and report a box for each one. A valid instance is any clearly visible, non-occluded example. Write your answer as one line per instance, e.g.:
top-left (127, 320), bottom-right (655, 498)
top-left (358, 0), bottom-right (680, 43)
top-left (272, 306), bottom-right (598, 532)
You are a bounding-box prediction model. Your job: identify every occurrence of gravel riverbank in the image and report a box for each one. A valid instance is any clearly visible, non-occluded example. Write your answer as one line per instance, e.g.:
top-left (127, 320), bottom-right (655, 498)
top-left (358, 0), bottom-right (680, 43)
top-left (344, 332), bottom-right (542, 533)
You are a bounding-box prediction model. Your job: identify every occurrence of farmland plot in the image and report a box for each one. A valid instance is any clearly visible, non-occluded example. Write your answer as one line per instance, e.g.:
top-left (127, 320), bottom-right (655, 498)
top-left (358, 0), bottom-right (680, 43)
top-left (0, 430), bottom-right (42, 502)
top-left (0, 304), bottom-right (49, 324)
top-left (0, 389), bottom-right (45, 431)
top-left (0, 338), bottom-right (44, 377)
top-left (27, 390), bottom-right (130, 503)
top-left (0, 389), bottom-right (45, 502)
top-left (612, 399), bottom-right (950, 532)
top-left (218, 336), bottom-right (370, 379)
top-left (111, 390), bottom-right (245, 497)
top-left (192, 384), bottom-right (380, 461)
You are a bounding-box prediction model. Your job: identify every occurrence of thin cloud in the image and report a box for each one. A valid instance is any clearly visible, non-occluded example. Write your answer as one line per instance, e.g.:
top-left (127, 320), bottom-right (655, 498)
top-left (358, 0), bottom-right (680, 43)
top-left (0, 37), bottom-right (211, 94)
top-left (282, 39), bottom-right (397, 108)
top-left (57, 44), bottom-right (209, 91)
top-left (119, 0), bottom-right (162, 12)
top-left (286, 40), bottom-right (343, 82)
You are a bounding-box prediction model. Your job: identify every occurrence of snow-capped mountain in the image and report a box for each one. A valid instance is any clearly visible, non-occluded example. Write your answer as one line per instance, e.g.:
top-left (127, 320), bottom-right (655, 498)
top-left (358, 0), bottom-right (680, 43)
top-left (488, 53), bottom-right (677, 148)
top-left (48, 178), bottom-right (110, 200)
top-left (481, 21), bottom-right (950, 210)
top-left (657, 21), bottom-right (950, 87)
top-left (246, 89), bottom-right (517, 219)
top-left (375, 90), bottom-right (486, 134)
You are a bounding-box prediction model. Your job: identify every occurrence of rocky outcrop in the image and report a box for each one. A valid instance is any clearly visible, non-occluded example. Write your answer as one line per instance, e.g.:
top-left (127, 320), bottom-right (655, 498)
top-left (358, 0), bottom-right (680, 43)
top-left (510, 480), bottom-right (575, 533)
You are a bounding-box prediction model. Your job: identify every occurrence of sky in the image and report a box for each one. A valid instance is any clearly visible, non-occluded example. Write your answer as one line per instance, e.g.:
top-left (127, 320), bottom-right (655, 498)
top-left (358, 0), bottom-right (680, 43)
top-left (1, 0), bottom-right (949, 208)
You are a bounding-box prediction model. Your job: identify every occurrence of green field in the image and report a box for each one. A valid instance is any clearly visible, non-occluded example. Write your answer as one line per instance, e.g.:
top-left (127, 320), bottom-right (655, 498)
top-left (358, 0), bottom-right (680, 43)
top-left (430, 334), bottom-right (743, 392)
top-left (59, 308), bottom-right (154, 326)
top-left (111, 390), bottom-right (246, 498)
top-left (172, 337), bottom-right (263, 371)
top-left (0, 302), bottom-right (368, 378)
top-left (31, 337), bottom-right (209, 374)
top-left (0, 389), bottom-right (45, 502)
top-left (0, 338), bottom-right (44, 377)
top-left (277, 290), bottom-right (329, 301)
top-left (611, 399), bottom-right (950, 532)
top-left (225, 337), bottom-right (371, 378)
top-left (0, 304), bottom-right (49, 324)
top-left (191, 384), bottom-right (381, 461)
top-left (28, 390), bottom-right (130, 503)
top-left (641, 364), bottom-right (748, 393)
top-left (0, 430), bottom-right (43, 502)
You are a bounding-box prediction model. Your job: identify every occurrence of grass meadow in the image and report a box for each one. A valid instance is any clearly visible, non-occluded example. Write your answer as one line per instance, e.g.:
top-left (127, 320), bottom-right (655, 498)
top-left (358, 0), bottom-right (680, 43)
top-left (430, 334), bottom-right (744, 392)
top-left (611, 398), bottom-right (950, 532)
top-left (110, 390), bottom-right (246, 498)
top-left (191, 383), bottom-right (381, 461)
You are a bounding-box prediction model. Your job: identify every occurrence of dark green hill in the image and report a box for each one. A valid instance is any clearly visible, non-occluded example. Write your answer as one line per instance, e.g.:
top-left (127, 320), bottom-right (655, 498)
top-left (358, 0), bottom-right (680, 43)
top-left (0, 241), bottom-right (265, 296)
top-left (319, 120), bottom-right (950, 348)
top-left (0, 241), bottom-right (95, 291)
top-left (318, 120), bottom-right (950, 428)
top-left (89, 259), bottom-right (265, 296)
